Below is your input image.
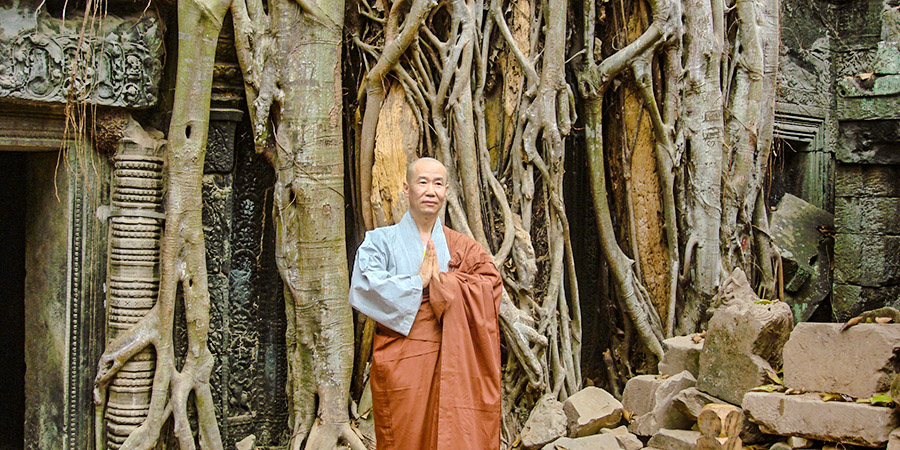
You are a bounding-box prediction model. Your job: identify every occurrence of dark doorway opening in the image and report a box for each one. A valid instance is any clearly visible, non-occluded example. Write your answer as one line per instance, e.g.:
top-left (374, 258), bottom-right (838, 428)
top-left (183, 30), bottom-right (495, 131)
top-left (0, 152), bottom-right (27, 448)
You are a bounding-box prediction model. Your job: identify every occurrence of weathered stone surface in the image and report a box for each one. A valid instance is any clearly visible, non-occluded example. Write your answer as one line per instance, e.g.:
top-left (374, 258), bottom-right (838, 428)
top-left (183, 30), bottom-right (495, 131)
top-left (770, 193), bottom-right (834, 322)
top-left (646, 429), bottom-right (700, 450)
top-left (627, 371), bottom-right (695, 436)
top-left (783, 323), bottom-right (900, 398)
top-left (599, 426), bottom-right (642, 450)
top-left (836, 197), bottom-right (900, 235)
top-left (622, 375), bottom-right (659, 416)
top-left (835, 164), bottom-right (900, 198)
top-left (520, 395), bottom-right (568, 449)
top-left (563, 386), bottom-right (624, 437)
top-left (0, 11), bottom-right (163, 107)
top-left (834, 233), bottom-right (900, 287)
top-left (204, 109), bottom-right (243, 174)
top-left (540, 433), bottom-right (622, 450)
top-left (658, 335), bottom-right (704, 377)
top-left (742, 392), bottom-right (900, 447)
top-left (672, 387), bottom-right (723, 420)
top-left (698, 299), bottom-right (793, 405)
top-left (888, 427), bottom-right (900, 450)
top-left (833, 283), bottom-right (900, 321)
top-left (787, 436), bottom-right (812, 448)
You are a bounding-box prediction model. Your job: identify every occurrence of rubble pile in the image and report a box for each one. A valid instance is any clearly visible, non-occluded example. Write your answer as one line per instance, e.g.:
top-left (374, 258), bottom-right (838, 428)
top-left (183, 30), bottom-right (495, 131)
top-left (609, 268), bottom-right (900, 450)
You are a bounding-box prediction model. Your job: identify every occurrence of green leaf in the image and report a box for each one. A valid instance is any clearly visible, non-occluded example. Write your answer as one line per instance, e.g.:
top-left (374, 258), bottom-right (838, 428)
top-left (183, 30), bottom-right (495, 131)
top-left (755, 299), bottom-right (773, 305)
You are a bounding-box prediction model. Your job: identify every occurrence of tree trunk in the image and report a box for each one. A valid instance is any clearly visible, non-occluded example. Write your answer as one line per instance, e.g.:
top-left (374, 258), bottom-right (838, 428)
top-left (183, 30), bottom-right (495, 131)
top-left (93, 0), bottom-right (231, 447)
top-left (232, 0), bottom-right (364, 447)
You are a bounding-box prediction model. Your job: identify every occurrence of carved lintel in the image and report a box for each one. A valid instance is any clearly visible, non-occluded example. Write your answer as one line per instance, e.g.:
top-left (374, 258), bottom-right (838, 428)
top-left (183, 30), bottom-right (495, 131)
top-left (0, 9), bottom-right (164, 108)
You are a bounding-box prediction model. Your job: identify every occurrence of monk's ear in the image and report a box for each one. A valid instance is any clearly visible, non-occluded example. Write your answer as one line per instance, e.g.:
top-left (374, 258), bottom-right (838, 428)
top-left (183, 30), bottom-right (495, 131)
top-left (403, 181), bottom-right (410, 198)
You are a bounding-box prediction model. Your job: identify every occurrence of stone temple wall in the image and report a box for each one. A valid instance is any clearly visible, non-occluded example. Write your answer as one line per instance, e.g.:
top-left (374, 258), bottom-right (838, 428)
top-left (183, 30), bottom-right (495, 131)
top-left (830, 0), bottom-right (900, 319)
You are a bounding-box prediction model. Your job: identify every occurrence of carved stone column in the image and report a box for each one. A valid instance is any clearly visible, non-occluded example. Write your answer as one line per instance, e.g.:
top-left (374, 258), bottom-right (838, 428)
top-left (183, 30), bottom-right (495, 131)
top-left (104, 123), bottom-right (165, 449)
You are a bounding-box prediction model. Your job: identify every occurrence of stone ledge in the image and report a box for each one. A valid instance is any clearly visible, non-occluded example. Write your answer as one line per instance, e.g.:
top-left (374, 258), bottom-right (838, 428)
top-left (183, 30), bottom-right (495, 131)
top-left (742, 392), bottom-right (899, 447)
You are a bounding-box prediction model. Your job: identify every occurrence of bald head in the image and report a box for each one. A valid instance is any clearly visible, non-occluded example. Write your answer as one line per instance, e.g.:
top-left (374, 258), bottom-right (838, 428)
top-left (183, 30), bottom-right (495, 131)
top-left (406, 157), bottom-right (447, 184)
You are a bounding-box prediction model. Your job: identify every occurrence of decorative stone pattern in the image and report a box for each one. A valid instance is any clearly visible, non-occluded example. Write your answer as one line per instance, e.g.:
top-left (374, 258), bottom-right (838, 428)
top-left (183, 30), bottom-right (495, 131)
top-left (220, 117), bottom-right (288, 447)
top-left (0, 10), bottom-right (163, 108)
top-left (104, 131), bottom-right (165, 449)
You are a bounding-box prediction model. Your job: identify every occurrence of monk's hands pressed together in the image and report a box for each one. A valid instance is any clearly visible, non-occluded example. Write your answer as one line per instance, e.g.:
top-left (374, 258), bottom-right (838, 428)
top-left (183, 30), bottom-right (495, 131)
top-left (419, 240), bottom-right (441, 288)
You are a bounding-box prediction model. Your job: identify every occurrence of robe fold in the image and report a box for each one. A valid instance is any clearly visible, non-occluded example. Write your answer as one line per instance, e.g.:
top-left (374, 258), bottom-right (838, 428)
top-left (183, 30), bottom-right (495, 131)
top-left (350, 214), bottom-right (502, 450)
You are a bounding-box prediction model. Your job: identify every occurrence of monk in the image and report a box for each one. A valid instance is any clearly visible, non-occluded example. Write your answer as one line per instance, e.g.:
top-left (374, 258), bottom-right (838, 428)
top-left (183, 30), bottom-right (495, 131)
top-left (349, 157), bottom-right (503, 450)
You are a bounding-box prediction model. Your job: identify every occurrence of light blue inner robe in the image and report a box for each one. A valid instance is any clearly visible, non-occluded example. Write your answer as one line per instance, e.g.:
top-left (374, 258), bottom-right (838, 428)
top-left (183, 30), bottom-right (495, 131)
top-left (349, 211), bottom-right (451, 336)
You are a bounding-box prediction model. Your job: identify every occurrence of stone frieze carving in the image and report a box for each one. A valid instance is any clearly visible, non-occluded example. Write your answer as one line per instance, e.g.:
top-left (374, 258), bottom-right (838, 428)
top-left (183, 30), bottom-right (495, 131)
top-left (0, 9), bottom-right (163, 107)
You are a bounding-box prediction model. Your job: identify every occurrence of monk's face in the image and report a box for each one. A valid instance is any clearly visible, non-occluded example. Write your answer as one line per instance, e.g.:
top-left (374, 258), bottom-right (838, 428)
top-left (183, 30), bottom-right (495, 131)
top-left (404, 159), bottom-right (448, 219)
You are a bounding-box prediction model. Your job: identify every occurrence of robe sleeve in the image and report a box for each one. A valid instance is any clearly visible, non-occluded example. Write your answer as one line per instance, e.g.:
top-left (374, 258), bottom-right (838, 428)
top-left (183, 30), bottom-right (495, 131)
top-left (349, 231), bottom-right (424, 336)
top-left (428, 240), bottom-right (502, 323)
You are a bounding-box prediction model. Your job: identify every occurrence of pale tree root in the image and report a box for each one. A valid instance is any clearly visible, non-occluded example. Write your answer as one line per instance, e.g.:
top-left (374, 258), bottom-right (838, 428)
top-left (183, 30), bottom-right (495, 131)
top-left (93, 307), bottom-right (222, 450)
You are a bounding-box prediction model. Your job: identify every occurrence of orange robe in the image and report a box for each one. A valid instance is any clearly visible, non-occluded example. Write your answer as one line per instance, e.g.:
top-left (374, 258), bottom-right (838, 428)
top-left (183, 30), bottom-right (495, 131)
top-left (370, 226), bottom-right (502, 450)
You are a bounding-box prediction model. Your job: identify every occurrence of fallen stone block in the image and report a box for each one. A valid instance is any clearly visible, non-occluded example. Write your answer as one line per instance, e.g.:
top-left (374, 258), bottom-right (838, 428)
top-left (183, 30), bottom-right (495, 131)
top-left (770, 193), bottom-right (834, 322)
top-left (742, 391), bottom-right (900, 447)
top-left (622, 374), bottom-right (658, 416)
top-left (520, 395), bottom-right (568, 450)
top-left (671, 388), bottom-right (765, 444)
top-left (673, 387), bottom-right (723, 420)
top-left (783, 322), bottom-right (900, 398)
top-left (658, 334), bottom-right (704, 377)
top-left (646, 428), bottom-right (700, 450)
top-left (888, 427), bottom-right (900, 450)
top-left (540, 433), bottom-right (622, 450)
top-left (627, 371), bottom-right (696, 436)
top-left (698, 294), bottom-right (793, 405)
top-left (563, 386), bottom-right (623, 437)
top-left (599, 426), bottom-right (642, 450)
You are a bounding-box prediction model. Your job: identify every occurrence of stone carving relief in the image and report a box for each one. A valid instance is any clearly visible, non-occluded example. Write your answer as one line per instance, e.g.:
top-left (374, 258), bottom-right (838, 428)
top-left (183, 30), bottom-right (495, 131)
top-left (0, 9), bottom-right (163, 107)
top-left (104, 119), bottom-right (166, 449)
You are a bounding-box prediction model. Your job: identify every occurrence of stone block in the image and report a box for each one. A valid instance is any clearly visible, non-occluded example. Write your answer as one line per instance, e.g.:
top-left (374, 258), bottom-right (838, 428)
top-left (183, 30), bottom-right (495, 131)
top-left (742, 392), bottom-right (900, 447)
top-left (599, 426), bottom-right (642, 450)
top-left (836, 197), bottom-right (900, 235)
top-left (520, 395), bottom-right (568, 450)
top-left (837, 119), bottom-right (900, 162)
top-left (646, 429), bottom-right (700, 450)
top-left (698, 300), bottom-right (793, 405)
top-left (770, 193), bottom-right (834, 323)
top-left (787, 436), bottom-right (813, 448)
top-left (833, 283), bottom-right (900, 321)
top-left (888, 427), bottom-right (900, 450)
top-left (563, 386), bottom-right (624, 437)
top-left (658, 335), bottom-right (704, 377)
top-left (783, 322), bottom-right (900, 398)
top-left (622, 375), bottom-right (659, 416)
top-left (834, 233), bottom-right (900, 286)
top-left (627, 371), bottom-right (696, 436)
top-left (540, 434), bottom-right (622, 450)
top-left (835, 164), bottom-right (900, 198)
top-left (672, 387), bottom-right (723, 420)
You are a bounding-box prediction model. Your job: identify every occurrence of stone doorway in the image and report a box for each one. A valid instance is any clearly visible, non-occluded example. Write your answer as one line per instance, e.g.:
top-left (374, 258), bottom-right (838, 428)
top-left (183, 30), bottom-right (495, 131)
top-left (0, 152), bottom-right (27, 449)
top-left (0, 105), bottom-right (109, 450)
